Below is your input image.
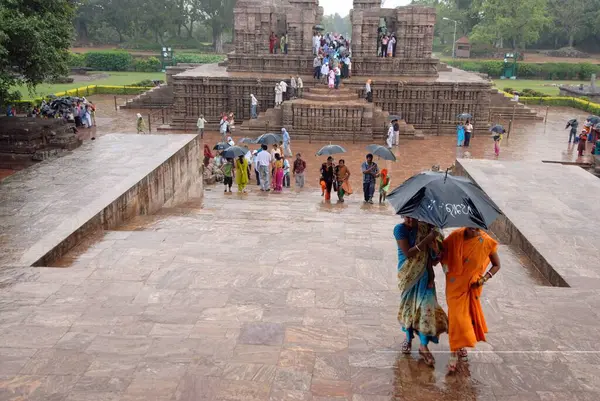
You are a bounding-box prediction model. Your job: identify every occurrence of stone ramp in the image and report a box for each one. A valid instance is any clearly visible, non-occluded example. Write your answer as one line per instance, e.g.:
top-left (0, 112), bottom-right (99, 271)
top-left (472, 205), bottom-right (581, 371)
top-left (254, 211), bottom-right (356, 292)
top-left (0, 133), bottom-right (202, 267)
top-left (456, 158), bottom-right (600, 289)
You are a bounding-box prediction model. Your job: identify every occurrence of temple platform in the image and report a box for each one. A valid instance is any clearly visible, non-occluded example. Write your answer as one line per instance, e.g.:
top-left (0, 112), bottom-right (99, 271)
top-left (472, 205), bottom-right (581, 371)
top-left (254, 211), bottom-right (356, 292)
top-left (456, 159), bottom-right (600, 289)
top-left (169, 63), bottom-right (492, 135)
top-left (0, 134), bottom-right (202, 267)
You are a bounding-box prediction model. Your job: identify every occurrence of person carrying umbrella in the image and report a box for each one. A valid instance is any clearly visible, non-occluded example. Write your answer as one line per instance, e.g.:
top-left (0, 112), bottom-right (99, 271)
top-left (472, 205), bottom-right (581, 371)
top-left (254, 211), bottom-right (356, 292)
top-left (441, 227), bottom-right (502, 372)
top-left (320, 156), bottom-right (335, 200)
top-left (456, 121), bottom-right (465, 147)
top-left (394, 216), bottom-right (447, 367)
top-left (235, 154), bottom-right (249, 193)
top-left (221, 158), bottom-right (234, 193)
top-left (361, 153), bottom-right (379, 204)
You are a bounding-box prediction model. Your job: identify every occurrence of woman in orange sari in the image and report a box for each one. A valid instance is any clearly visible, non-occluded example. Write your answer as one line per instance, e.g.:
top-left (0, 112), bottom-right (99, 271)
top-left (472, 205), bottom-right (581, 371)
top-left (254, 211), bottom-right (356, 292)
top-left (441, 227), bottom-right (502, 372)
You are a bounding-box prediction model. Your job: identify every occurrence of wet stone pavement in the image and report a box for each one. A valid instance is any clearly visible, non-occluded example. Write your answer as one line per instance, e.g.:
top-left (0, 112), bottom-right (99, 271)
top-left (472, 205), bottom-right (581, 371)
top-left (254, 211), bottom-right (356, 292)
top-left (70, 96), bottom-right (595, 191)
top-left (1, 189), bottom-right (600, 401)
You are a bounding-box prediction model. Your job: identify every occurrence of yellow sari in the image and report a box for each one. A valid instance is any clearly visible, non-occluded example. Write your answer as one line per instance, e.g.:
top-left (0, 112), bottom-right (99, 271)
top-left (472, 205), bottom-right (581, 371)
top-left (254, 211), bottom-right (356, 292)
top-left (235, 158), bottom-right (249, 191)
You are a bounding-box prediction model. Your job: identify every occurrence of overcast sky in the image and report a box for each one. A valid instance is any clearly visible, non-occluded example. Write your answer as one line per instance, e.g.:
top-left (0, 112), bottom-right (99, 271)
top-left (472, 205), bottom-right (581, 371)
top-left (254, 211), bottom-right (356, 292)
top-left (320, 0), bottom-right (412, 16)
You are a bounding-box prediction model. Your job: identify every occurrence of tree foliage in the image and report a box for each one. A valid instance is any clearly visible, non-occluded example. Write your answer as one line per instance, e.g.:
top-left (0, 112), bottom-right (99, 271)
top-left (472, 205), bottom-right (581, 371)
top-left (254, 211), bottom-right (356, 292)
top-left (321, 13), bottom-right (351, 37)
top-left (0, 0), bottom-right (75, 104)
top-left (415, 0), bottom-right (600, 52)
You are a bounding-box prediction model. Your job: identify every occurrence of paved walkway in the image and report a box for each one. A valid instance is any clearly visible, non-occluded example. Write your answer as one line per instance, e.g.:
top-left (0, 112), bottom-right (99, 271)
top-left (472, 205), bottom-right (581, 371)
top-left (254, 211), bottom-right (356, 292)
top-left (1, 189), bottom-right (599, 401)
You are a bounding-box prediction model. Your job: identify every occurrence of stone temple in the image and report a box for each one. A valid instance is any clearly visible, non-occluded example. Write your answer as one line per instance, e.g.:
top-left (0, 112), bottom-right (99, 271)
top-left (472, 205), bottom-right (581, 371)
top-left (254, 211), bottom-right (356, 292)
top-left (162, 0), bottom-right (529, 139)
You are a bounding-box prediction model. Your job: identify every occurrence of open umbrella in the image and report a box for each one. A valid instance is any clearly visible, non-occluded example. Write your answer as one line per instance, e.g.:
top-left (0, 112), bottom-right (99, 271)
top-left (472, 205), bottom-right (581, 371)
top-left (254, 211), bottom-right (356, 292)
top-left (386, 171), bottom-right (502, 229)
top-left (387, 115), bottom-right (402, 121)
top-left (366, 144), bottom-right (396, 161)
top-left (239, 137), bottom-right (256, 144)
top-left (316, 144), bottom-right (346, 156)
top-left (587, 115), bottom-right (600, 125)
top-left (457, 113), bottom-right (472, 120)
top-left (256, 133), bottom-right (282, 145)
top-left (489, 124), bottom-right (504, 134)
top-left (314, 24), bottom-right (325, 31)
top-left (221, 145), bottom-right (248, 158)
top-left (213, 142), bottom-right (231, 151)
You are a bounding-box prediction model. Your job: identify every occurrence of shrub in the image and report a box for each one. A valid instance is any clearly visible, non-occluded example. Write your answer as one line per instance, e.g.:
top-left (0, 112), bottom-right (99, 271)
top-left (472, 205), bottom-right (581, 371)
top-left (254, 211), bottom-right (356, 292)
top-left (84, 51), bottom-right (134, 71)
top-left (133, 79), bottom-right (163, 86)
top-left (68, 52), bottom-right (86, 68)
top-left (173, 53), bottom-right (226, 64)
top-left (134, 56), bottom-right (162, 72)
top-left (446, 60), bottom-right (600, 80)
top-left (503, 87), bottom-right (515, 94)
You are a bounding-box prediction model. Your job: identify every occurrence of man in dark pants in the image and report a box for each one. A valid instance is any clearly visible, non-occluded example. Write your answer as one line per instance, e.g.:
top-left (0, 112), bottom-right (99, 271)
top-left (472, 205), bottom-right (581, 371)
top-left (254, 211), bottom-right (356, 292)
top-left (361, 153), bottom-right (379, 204)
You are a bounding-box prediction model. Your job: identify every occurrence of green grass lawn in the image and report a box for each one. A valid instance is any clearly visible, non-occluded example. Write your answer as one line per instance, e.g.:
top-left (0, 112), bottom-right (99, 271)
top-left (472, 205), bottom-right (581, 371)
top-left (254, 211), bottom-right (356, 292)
top-left (14, 71), bottom-right (166, 99)
top-left (492, 79), bottom-right (587, 96)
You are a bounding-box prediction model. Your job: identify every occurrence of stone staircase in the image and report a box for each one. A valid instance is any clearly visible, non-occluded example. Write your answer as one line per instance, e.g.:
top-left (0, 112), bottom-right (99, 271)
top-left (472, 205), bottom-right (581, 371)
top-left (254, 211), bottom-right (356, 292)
top-left (488, 89), bottom-right (543, 121)
top-left (238, 85), bottom-right (421, 141)
top-left (121, 84), bottom-right (173, 109)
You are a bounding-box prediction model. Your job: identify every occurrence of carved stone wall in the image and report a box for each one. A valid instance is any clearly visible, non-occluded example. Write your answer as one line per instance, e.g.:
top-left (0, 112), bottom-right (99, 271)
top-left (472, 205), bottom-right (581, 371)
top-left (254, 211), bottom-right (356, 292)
top-left (351, 6), bottom-right (437, 77)
top-left (170, 75), bottom-right (491, 134)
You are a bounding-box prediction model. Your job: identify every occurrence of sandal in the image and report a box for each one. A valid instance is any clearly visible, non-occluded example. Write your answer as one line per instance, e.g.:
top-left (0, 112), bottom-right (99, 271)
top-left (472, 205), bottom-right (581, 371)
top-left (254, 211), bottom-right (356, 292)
top-left (458, 348), bottom-right (468, 361)
top-left (401, 339), bottom-right (412, 355)
top-left (418, 347), bottom-right (435, 367)
top-left (447, 354), bottom-right (458, 373)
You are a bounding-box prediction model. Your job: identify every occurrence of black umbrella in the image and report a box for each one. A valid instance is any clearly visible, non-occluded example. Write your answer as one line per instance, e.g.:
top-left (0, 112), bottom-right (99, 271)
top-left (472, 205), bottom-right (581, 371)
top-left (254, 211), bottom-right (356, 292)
top-left (457, 113), bottom-right (472, 120)
top-left (366, 144), bottom-right (396, 161)
top-left (256, 133), bottom-right (282, 145)
top-left (386, 171), bottom-right (502, 229)
top-left (388, 115), bottom-right (402, 121)
top-left (489, 124), bottom-right (504, 134)
top-left (222, 145), bottom-right (248, 158)
top-left (314, 24), bottom-right (325, 31)
top-left (316, 144), bottom-right (346, 156)
top-left (587, 115), bottom-right (600, 125)
top-left (213, 142), bottom-right (231, 151)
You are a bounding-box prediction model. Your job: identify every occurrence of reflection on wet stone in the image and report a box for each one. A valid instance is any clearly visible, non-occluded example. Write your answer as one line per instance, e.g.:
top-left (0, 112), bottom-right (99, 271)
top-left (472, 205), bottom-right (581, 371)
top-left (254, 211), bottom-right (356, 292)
top-left (239, 322), bottom-right (286, 346)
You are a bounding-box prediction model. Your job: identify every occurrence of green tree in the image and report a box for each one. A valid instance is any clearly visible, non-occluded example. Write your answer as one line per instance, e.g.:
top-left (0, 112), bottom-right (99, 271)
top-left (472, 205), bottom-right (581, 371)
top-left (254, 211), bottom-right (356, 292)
top-left (0, 0), bottom-right (75, 103)
top-left (470, 0), bottom-right (549, 49)
top-left (549, 0), bottom-right (591, 47)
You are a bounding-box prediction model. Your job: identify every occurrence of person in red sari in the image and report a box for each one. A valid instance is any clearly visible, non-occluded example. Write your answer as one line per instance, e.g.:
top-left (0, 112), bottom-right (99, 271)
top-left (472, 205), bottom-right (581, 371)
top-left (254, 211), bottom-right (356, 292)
top-left (203, 144), bottom-right (213, 167)
top-left (269, 32), bottom-right (277, 54)
top-left (441, 227), bottom-right (501, 373)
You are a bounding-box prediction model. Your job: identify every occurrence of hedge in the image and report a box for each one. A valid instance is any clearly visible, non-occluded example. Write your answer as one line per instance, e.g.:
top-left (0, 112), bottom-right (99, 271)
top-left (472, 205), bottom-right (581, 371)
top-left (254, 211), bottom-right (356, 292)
top-left (68, 51), bottom-right (225, 72)
top-left (518, 96), bottom-right (600, 114)
top-left (84, 51), bottom-right (134, 71)
top-left (11, 85), bottom-right (154, 108)
top-left (446, 60), bottom-right (600, 80)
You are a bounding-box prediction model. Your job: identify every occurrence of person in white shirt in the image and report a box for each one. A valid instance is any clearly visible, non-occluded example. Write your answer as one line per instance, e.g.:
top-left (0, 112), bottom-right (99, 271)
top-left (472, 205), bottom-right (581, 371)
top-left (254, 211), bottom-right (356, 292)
top-left (196, 114), bottom-right (207, 138)
top-left (219, 116), bottom-right (228, 141)
top-left (255, 144), bottom-right (272, 191)
top-left (227, 136), bottom-right (235, 146)
top-left (279, 80), bottom-right (288, 100)
top-left (275, 83), bottom-right (283, 107)
top-left (250, 94), bottom-right (258, 119)
top-left (386, 122), bottom-right (394, 149)
top-left (464, 120), bottom-right (474, 147)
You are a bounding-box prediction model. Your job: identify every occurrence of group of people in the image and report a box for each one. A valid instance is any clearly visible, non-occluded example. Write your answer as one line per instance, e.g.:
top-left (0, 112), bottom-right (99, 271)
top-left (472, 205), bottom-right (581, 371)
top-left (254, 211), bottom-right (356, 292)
top-left (253, 143), bottom-right (305, 192)
top-left (566, 119), bottom-right (600, 156)
top-left (312, 32), bottom-right (352, 87)
top-left (394, 217), bottom-right (502, 371)
top-left (386, 119), bottom-right (401, 148)
top-left (273, 77), bottom-right (304, 108)
top-left (269, 32), bottom-right (289, 54)
top-left (319, 153), bottom-right (391, 204)
top-left (456, 120), bottom-right (474, 147)
top-left (378, 31), bottom-right (397, 58)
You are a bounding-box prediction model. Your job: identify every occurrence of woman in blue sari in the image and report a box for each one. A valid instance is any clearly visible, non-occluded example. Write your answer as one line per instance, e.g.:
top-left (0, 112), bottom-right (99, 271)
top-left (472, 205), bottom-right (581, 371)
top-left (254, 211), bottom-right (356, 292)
top-left (456, 122), bottom-right (465, 147)
top-left (394, 216), bottom-right (448, 366)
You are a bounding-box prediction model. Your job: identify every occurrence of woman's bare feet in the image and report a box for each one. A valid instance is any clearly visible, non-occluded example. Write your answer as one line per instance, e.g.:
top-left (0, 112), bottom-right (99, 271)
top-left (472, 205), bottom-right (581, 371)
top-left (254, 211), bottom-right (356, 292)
top-left (418, 345), bottom-right (435, 367)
